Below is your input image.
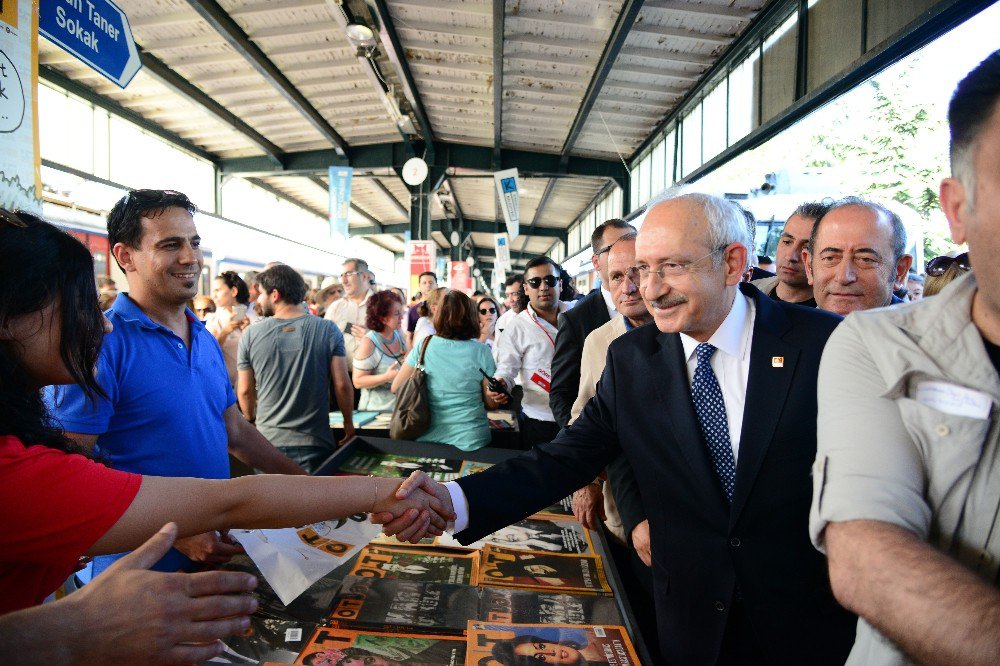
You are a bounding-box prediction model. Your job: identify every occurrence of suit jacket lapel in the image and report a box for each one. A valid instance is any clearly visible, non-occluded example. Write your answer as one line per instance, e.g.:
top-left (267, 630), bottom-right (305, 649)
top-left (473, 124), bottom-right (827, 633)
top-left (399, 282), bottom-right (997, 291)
top-left (730, 292), bottom-right (798, 527)
top-left (650, 332), bottom-right (730, 515)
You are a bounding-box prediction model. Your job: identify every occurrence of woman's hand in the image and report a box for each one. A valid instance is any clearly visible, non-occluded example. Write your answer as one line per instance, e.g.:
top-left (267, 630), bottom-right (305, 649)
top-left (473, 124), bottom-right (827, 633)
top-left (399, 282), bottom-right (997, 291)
top-left (383, 361), bottom-right (401, 384)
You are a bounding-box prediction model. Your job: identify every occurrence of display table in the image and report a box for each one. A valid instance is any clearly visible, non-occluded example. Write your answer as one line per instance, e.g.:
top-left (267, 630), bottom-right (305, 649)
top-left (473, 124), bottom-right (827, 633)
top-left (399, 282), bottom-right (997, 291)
top-left (312, 435), bottom-right (652, 664)
top-left (331, 409), bottom-right (523, 449)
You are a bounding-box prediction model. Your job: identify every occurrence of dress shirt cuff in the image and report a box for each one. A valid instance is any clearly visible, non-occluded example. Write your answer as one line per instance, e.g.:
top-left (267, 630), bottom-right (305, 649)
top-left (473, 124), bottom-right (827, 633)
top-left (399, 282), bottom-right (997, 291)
top-left (444, 481), bottom-right (470, 533)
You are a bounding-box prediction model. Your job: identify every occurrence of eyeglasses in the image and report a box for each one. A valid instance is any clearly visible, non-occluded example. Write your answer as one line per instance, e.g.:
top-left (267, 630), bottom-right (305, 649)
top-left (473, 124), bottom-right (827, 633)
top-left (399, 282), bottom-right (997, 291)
top-left (479, 307), bottom-right (497, 315)
top-left (608, 267), bottom-right (641, 288)
top-left (340, 270), bottom-right (363, 280)
top-left (925, 252), bottom-right (971, 277)
top-left (525, 275), bottom-right (560, 289)
top-left (635, 247), bottom-right (726, 283)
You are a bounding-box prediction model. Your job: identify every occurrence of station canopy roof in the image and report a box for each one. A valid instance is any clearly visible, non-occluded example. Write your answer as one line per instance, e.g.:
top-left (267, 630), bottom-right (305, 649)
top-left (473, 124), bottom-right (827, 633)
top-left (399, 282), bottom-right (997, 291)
top-left (39, 0), bottom-right (767, 257)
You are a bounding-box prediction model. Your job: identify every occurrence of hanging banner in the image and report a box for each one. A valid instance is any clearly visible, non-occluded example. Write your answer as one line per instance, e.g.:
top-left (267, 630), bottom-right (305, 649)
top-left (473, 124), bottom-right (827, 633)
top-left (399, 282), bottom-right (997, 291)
top-left (0, 0), bottom-right (42, 213)
top-left (493, 168), bottom-right (520, 240)
top-left (39, 0), bottom-right (141, 88)
top-left (328, 166), bottom-right (352, 239)
top-left (449, 261), bottom-right (473, 295)
top-left (407, 240), bottom-right (436, 296)
top-left (494, 233), bottom-right (512, 271)
top-left (491, 265), bottom-right (505, 293)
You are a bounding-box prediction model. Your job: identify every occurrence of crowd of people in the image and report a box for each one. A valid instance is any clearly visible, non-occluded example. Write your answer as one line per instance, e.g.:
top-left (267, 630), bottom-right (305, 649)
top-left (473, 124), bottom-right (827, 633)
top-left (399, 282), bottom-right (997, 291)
top-left (0, 51), bottom-right (997, 665)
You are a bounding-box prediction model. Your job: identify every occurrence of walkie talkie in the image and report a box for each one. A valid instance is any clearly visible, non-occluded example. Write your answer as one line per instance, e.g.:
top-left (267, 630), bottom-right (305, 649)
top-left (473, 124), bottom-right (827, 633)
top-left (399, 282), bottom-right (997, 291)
top-left (480, 369), bottom-right (508, 395)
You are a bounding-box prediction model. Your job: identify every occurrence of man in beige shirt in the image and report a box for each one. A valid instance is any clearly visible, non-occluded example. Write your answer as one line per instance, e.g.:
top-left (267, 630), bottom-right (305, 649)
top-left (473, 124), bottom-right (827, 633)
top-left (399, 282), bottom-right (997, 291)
top-left (811, 52), bottom-right (1000, 665)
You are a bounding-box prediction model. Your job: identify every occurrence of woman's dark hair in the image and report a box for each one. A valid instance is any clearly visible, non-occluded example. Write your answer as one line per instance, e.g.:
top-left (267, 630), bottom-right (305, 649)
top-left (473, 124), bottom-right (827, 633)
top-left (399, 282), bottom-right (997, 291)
top-left (433, 290), bottom-right (480, 341)
top-left (478, 297), bottom-right (499, 337)
top-left (491, 635), bottom-right (586, 666)
top-left (106, 189), bottom-right (196, 270)
top-left (365, 289), bottom-right (404, 332)
top-left (0, 210), bottom-right (106, 454)
top-left (257, 264), bottom-right (308, 305)
top-left (216, 270), bottom-right (250, 305)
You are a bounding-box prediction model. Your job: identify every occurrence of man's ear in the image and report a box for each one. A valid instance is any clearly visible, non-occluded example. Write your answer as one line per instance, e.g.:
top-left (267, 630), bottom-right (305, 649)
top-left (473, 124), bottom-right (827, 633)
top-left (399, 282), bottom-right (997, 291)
top-left (893, 255), bottom-right (914, 290)
top-left (802, 248), bottom-right (815, 285)
top-left (939, 176), bottom-right (969, 245)
top-left (112, 243), bottom-right (137, 273)
top-left (723, 243), bottom-right (748, 286)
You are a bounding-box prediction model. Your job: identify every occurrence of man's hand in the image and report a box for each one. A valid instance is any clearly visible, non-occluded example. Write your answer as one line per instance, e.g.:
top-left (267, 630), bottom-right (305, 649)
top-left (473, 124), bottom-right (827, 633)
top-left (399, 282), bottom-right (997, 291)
top-left (70, 523), bottom-right (258, 665)
top-left (486, 388), bottom-right (509, 405)
top-left (338, 424), bottom-right (356, 446)
top-left (371, 471), bottom-right (455, 543)
top-left (631, 520), bottom-right (651, 567)
top-left (572, 483), bottom-right (606, 530)
top-left (173, 530), bottom-right (244, 565)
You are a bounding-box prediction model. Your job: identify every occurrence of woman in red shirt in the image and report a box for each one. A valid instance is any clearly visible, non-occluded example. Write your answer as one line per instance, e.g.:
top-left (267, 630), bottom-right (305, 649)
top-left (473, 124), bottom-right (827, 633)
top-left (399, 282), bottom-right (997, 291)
top-left (0, 209), bottom-right (451, 663)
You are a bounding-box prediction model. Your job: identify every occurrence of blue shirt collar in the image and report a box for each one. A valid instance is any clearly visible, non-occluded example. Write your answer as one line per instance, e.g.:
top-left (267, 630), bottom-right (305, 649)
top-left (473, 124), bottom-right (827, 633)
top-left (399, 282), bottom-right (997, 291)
top-left (622, 314), bottom-right (635, 331)
top-left (109, 292), bottom-right (205, 333)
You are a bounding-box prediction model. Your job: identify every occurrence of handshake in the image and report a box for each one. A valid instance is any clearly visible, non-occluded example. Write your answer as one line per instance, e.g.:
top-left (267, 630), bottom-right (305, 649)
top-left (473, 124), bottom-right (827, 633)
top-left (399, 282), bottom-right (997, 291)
top-left (371, 471), bottom-right (457, 542)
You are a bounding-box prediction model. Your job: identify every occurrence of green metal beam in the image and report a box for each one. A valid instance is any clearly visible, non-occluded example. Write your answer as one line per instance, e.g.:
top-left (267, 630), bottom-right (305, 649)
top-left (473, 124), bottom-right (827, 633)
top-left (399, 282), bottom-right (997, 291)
top-left (351, 219), bottom-right (565, 237)
top-left (217, 142), bottom-right (626, 180)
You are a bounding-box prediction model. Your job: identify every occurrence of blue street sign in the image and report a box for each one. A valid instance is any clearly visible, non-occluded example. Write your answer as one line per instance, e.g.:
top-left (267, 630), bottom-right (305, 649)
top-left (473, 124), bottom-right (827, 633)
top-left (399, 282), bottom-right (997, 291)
top-left (40, 0), bottom-right (141, 89)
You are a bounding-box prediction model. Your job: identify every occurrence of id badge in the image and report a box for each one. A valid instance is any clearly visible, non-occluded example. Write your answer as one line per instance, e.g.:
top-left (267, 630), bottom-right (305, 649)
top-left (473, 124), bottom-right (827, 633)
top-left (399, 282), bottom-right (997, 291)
top-left (529, 368), bottom-right (552, 392)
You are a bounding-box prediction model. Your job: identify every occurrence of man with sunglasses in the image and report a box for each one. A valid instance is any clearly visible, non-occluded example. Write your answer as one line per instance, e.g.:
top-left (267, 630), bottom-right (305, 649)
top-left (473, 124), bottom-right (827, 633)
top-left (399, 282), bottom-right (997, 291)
top-left (811, 52), bottom-right (1000, 665)
top-left (492, 257), bottom-right (574, 448)
top-left (550, 219), bottom-right (635, 429)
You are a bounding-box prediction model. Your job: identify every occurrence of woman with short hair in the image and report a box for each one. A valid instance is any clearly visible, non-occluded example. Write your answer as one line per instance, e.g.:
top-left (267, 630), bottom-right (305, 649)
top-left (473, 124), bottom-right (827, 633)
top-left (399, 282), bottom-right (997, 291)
top-left (391, 290), bottom-right (504, 451)
top-left (353, 290), bottom-right (407, 411)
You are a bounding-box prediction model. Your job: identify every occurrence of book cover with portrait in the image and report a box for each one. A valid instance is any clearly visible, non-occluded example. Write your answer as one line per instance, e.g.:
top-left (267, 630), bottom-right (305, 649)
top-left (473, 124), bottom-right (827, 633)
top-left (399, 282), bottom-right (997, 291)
top-left (464, 622), bottom-right (641, 666)
top-left (479, 546), bottom-right (610, 594)
top-left (338, 447), bottom-right (463, 481)
top-left (328, 576), bottom-right (480, 636)
top-left (436, 515), bottom-right (595, 555)
top-left (479, 588), bottom-right (622, 627)
top-left (294, 626), bottom-right (465, 665)
top-left (350, 545), bottom-right (481, 586)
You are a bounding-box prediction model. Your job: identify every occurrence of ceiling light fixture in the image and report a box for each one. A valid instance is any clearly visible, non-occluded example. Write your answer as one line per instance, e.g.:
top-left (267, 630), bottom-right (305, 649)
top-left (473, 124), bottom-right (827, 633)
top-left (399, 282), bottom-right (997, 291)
top-left (345, 22), bottom-right (377, 48)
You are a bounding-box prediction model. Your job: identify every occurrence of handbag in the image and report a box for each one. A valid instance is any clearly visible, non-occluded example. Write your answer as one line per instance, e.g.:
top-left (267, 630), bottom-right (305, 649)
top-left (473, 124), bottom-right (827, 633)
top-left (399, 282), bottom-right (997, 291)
top-left (389, 335), bottom-right (433, 440)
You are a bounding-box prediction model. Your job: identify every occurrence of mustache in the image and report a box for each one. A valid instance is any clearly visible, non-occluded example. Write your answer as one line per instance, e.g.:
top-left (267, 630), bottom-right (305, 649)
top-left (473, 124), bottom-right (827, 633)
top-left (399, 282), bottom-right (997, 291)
top-left (648, 294), bottom-right (688, 309)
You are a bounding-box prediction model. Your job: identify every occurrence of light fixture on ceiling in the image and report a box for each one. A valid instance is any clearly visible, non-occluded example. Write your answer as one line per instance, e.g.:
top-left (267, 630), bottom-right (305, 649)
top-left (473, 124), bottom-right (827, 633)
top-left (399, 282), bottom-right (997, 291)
top-left (345, 23), bottom-right (377, 48)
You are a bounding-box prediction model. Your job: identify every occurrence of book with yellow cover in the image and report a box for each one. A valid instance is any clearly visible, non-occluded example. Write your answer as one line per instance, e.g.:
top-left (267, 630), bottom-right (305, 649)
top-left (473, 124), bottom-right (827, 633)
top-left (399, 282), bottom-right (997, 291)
top-left (295, 626), bottom-right (465, 665)
top-left (479, 545), bottom-right (610, 595)
top-left (349, 545), bottom-right (480, 586)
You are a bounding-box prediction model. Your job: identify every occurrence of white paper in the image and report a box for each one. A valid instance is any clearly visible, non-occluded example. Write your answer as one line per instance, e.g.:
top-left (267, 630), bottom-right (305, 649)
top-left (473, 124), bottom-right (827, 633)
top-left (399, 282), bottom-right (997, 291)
top-left (494, 169), bottom-right (520, 240)
top-left (232, 517), bottom-right (381, 605)
top-left (915, 380), bottom-right (992, 420)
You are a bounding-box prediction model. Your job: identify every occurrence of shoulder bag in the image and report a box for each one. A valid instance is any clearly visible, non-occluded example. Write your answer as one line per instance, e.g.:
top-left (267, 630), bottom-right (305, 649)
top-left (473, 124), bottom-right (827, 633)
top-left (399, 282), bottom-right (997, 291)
top-left (389, 334), bottom-right (433, 440)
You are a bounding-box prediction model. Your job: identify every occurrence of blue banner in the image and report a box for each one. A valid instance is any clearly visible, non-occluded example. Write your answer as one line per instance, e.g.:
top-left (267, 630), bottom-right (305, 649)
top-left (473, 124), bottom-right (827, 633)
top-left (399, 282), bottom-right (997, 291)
top-left (328, 166), bottom-right (352, 239)
top-left (40, 0), bottom-right (141, 88)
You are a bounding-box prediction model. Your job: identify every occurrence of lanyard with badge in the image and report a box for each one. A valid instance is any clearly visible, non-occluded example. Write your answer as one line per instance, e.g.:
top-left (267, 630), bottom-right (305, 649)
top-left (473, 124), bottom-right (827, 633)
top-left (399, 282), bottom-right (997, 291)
top-left (528, 310), bottom-right (555, 392)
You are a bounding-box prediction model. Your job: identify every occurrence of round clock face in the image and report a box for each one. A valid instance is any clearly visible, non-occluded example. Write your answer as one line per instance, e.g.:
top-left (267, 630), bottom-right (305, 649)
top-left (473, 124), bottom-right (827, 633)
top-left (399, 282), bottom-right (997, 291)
top-left (402, 157), bottom-right (428, 186)
top-left (466, 255), bottom-right (475, 267)
top-left (473, 268), bottom-right (482, 277)
top-left (450, 230), bottom-right (460, 246)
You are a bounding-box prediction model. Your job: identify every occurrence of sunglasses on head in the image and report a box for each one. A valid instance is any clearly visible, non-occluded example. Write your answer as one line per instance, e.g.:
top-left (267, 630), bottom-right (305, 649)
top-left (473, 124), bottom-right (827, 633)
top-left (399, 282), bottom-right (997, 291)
top-left (525, 275), bottom-right (559, 288)
top-left (925, 252), bottom-right (971, 277)
top-left (479, 306), bottom-right (497, 315)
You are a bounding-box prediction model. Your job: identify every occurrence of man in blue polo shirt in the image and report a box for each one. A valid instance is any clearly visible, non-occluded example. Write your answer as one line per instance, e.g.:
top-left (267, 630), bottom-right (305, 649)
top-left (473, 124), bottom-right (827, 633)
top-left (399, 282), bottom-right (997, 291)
top-left (47, 189), bottom-right (304, 575)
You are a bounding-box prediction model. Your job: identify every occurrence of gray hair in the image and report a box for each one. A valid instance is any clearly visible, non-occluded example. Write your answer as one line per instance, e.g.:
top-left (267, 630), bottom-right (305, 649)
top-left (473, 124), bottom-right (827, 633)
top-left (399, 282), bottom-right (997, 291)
top-left (344, 257), bottom-right (370, 273)
top-left (645, 191), bottom-right (753, 272)
top-left (809, 197), bottom-right (907, 263)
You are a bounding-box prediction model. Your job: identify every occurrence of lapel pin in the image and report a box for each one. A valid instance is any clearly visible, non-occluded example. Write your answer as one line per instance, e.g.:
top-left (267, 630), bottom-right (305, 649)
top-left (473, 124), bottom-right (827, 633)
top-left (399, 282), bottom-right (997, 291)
top-left (772, 356), bottom-right (784, 368)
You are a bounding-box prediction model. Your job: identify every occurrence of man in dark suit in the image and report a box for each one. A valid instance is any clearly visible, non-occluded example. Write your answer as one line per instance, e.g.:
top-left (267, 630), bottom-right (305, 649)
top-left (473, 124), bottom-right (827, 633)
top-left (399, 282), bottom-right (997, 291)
top-left (377, 192), bottom-right (856, 664)
top-left (550, 218), bottom-right (635, 428)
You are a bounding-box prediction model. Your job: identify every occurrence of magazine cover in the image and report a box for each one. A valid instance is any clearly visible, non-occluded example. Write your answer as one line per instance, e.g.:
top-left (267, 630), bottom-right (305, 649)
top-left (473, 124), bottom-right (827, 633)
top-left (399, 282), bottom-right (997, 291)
top-left (457, 460), bottom-right (492, 477)
top-left (479, 546), bottom-right (610, 594)
top-left (479, 588), bottom-right (623, 626)
top-left (295, 626), bottom-right (465, 665)
top-left (537, 494), bottom-right (575, 518)
top-left (436, 516), bottom-right (595, 555)
top-left (464, 622), bottom-right (641, 666)
top-left (351, 546), bottom-right (481, 585)
top-left (338, 448), bottom-right (463, 481)
top-left (202, 617), bottom-right (316, 664)
top-left (329, 576), bottom-right (481, 635)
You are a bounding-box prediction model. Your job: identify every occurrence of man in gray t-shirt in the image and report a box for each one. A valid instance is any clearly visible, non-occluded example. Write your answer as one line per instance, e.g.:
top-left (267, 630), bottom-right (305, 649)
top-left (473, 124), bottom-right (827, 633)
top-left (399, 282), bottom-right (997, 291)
top-left (238, 265), bottom-right (355, 472)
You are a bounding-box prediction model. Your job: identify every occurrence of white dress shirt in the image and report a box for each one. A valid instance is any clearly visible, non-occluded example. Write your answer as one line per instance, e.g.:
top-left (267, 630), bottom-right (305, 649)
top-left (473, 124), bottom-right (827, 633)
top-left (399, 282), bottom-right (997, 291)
top-left (600, 284), bottom-right (617, 319)
top-left (493, 308), bottom-right (518, 359)
top-left (493, 301), bottom-right (573, 421)
top-left (446, 289), bottom-right (755, 534)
